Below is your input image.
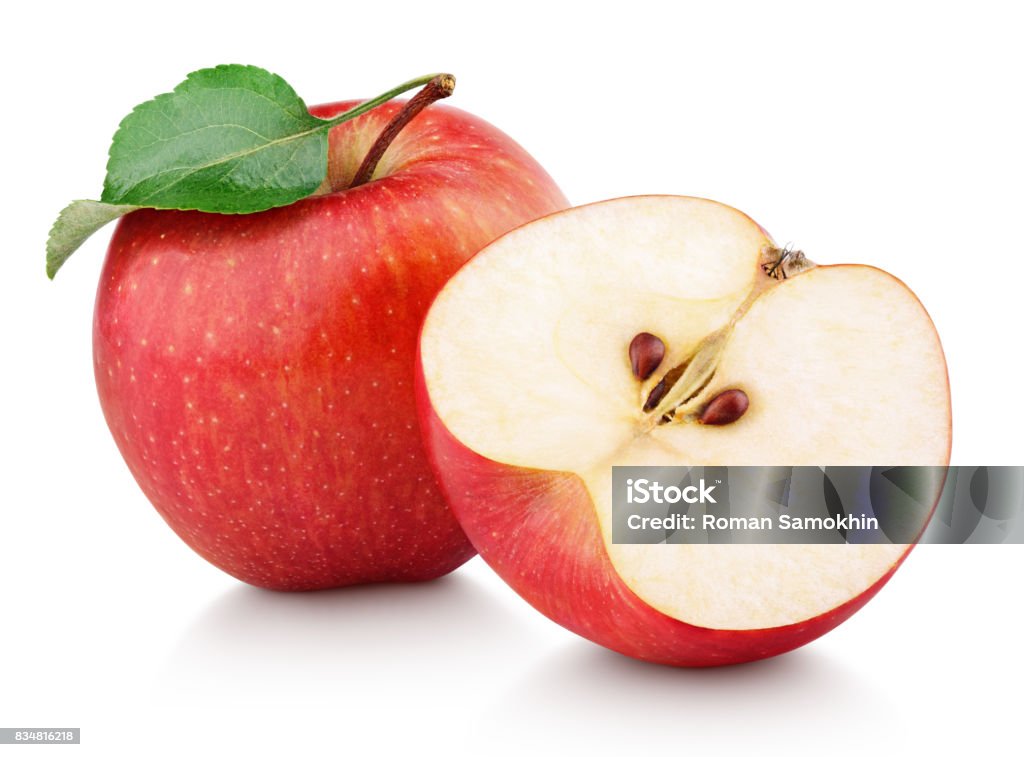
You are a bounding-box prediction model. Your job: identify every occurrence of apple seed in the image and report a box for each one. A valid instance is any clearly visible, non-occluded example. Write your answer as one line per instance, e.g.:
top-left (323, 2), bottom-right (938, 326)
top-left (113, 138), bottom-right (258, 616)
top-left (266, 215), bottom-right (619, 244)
top-left (643, 376), bottom-right (669, 412)
top-left (629, 332), bottom-right (666, 380)
top-left (699, 389), bottom-right (749, 425)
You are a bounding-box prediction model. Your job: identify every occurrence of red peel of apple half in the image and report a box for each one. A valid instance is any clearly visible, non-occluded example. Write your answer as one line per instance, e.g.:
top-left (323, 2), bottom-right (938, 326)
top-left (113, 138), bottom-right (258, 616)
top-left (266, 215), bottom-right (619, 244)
top-left (417, 195), bottom-right (952, 666)
top-left (93, 96), bottom-right (568, 590)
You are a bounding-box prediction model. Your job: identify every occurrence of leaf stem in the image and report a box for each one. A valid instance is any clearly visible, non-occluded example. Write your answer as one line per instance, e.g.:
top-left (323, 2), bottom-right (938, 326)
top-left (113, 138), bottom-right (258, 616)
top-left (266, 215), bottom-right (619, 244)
top-left (349, 74), bottom-right (456, 188)
top-left (322, 73), bottom-right (445, 130)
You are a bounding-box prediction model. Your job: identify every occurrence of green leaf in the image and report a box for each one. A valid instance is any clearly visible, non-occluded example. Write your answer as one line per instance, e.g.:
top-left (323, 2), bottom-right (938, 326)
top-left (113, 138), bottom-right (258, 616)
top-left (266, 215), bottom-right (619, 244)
top-left (100, 64), bottom-right (331, 213)
top-left (46, 200), bottom-right (138, 279)
top-left (46, 67), bottom-right (444, 278)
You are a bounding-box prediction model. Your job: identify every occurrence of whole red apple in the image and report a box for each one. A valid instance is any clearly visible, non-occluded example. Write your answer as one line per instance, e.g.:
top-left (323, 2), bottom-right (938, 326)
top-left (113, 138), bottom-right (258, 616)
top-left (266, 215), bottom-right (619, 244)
top-left (93, 97), bottom-right (567, 590)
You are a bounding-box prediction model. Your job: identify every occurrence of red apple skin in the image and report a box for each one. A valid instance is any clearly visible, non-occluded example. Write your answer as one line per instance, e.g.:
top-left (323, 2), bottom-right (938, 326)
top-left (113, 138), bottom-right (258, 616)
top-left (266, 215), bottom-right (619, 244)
top-left (416, 362), bottom-right (915, 667)
top-left (93, 99), bottom-right (568, 590)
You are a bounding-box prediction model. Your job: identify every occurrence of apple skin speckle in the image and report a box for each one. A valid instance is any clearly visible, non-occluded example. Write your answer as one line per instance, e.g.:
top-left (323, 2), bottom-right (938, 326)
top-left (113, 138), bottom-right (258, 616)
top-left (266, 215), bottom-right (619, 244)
top-left (92, 99), bottom-right (567, 590)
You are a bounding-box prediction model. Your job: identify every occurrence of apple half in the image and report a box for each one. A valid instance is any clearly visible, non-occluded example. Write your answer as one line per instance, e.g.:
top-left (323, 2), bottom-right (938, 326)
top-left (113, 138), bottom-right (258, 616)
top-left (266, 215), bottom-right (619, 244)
top-left (417, 196), bottom-right (951, 666)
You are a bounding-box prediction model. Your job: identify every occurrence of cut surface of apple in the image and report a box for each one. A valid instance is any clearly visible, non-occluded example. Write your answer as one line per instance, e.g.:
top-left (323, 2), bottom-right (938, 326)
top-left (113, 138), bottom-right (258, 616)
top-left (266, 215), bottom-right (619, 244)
top-left (419, 196), bottom-right (951, 664)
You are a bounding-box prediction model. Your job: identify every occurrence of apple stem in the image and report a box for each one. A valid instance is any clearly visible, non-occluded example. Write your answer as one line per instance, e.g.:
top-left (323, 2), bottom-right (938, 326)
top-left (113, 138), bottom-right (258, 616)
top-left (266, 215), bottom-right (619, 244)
top-left (760, 245), bottom-right (815, 280)
top-left (349, 74), bottom-right (456, 188)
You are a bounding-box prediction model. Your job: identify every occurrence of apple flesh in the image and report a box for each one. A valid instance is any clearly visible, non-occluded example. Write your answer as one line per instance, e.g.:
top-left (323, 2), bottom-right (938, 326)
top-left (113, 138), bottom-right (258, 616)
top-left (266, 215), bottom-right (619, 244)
top-left (93, 99), bottom-right (568, 590)
top-left (418, 195), bottom-right (951, 665)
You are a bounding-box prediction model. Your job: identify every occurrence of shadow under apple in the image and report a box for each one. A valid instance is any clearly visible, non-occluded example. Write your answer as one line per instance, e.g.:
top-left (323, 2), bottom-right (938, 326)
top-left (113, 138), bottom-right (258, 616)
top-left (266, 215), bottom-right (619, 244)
top-left (155, 563), bottom-right (539, 709)
top-left (472, 641), bottom-right (907, 755)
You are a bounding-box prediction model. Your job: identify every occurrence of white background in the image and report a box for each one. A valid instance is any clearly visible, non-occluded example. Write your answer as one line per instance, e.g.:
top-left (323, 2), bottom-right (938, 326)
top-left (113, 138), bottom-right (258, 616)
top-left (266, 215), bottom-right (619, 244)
top-left (3, 1), bottom-right (1022, 754)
